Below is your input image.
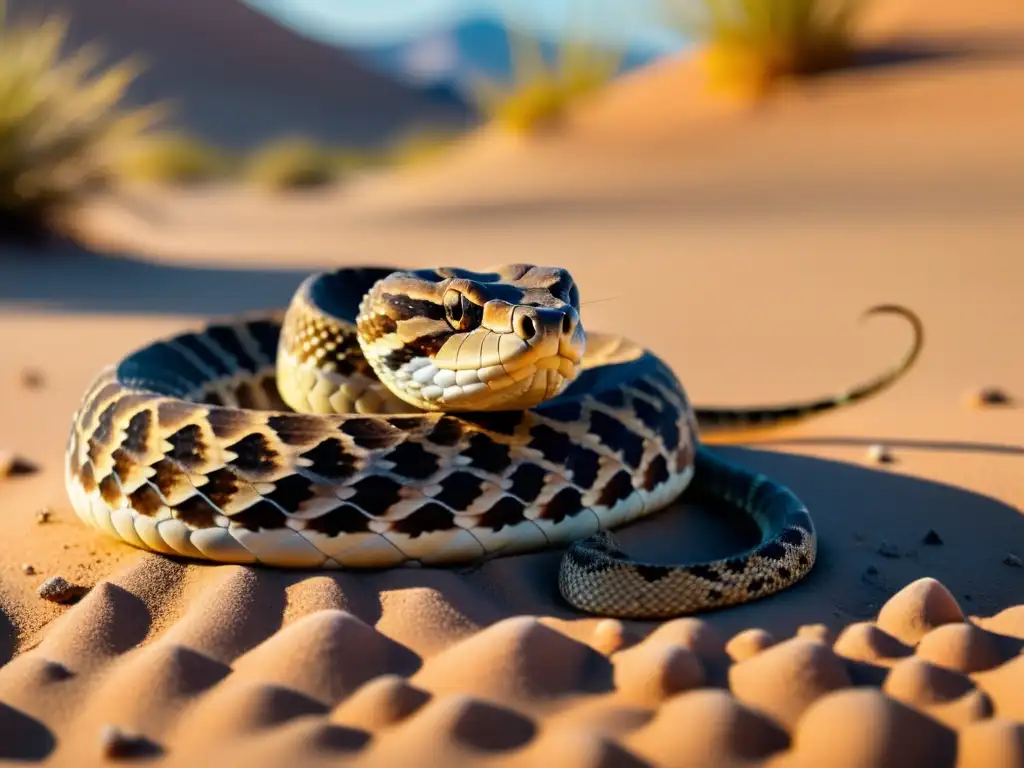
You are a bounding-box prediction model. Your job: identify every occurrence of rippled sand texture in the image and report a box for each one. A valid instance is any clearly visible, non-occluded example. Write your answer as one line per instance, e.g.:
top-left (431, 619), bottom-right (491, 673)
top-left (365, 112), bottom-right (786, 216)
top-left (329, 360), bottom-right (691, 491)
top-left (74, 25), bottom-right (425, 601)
top-left (1, 561), bottom-right (1022, 766)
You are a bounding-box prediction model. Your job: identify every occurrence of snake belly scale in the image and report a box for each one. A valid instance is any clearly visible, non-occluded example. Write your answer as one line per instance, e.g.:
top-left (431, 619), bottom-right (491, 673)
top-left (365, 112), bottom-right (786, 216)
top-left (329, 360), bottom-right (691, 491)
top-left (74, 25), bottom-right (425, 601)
top-left (65, 264), bottom-right (923, 619)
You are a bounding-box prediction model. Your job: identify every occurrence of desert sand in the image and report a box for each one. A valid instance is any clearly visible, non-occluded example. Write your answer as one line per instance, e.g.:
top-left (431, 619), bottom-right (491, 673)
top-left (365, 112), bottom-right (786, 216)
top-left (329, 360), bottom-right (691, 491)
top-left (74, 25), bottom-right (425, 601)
top-left (2, 0), bottom-right (1023, 765)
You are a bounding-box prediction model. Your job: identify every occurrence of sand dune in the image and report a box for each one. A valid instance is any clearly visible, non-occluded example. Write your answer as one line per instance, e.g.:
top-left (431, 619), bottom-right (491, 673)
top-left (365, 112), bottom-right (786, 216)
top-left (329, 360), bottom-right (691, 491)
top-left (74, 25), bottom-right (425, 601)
top-left (2, 0), bottom-right (1024, 764)
top-left (7, 0), bottom-right (472, 149)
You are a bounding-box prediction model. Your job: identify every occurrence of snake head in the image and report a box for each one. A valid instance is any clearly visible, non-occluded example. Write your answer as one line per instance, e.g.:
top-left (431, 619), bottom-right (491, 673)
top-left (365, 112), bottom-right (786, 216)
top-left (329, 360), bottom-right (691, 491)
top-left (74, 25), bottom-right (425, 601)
top-left (357, 264), bottom-right (586, 411)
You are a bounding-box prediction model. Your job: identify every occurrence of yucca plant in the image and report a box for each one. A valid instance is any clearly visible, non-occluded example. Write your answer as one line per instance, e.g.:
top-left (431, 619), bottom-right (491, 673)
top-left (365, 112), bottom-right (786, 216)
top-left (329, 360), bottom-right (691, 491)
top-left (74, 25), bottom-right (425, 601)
top-left (117, 132), bottom-right (235, 186)
top-left (244, 137), bottom-right (341, 191)
top-left (0, 2), bottom-right (163, 239)
top-left (665, 0), bottom-right (862, 96)
top-left (466, 20), bottom-right (623, 136)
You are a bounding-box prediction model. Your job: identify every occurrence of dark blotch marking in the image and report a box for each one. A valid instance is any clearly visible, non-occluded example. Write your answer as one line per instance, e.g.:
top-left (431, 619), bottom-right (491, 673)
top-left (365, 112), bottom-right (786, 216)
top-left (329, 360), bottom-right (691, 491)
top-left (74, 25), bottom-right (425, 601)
top-left (427, 417), bottom-right (463, 446)
top-left (150, 459), bottom-right (187, 499)
top-left (597, 469), bottom-right (634, 508)
top-left (631, 396), bottom-right (662, 434)
top-left (173, 495), bottom-right (221, 528)
top-left (747, 577), bottom-right (765, 594)
top-left (226, 433), bottom-right (278, 476)
top-left (121, 410), bottom-right (153, 456)
top-left (202, 469), bottom-right (242, 509)
top-left (460, 410), bottom-right (523, 437)
top-left (464, 433), bottom-right (511, 475)
top-left (203, 392), bottom-right (225, 407)
top-left (128, 484), bottom-right (165, 517)
top-left (209, 409), bottom-right (255, 441)
top-left (382, 293), bottom-right (446, 322)
top-left (404, 331), bottom-right (451, 359)
top-left (230, 500), bottom-right (288, 532)
top-left (777, 566), bottom-right (792, 581)
top-left (392, 502), bottom-right (456, 538)
top-left (756, 541), bottom-right (787, 561)
top-left (383, 441), bottom-right (439, 480)
top-left (642, 454), bottom-right (669, 491)
top-left (300, 438), bottom-right (358, 481)
top-left (78, 462), bottom-right (97, 493)
top-left (341, 418), bottom-right (403, 450)
top-left (267, 414), bottom-right (326, 446)
top-left (110, 448), bottom-right (137, 484)
top-left (390, 417), bottom-right (426, 433)
top-left (634, 564), bottom-right (673, 583)
top-left (87, 402), bottom-right (118, 463)
top-left (477, 495), bottom-right (527, 532)
top-left (305, 504), bottom-right (372, 536)
top-left (687, 564), bottom-right (723, 583)
top-left (529, 424), bottom-right (572, 465)
top-left (434, 471), bottom-right (485, 510)
top-left (589, 411), bottom-right (644, 469)
top-left (541, 487), bottom-right (585, 523)
top-left (506, 463), bottom-right (546, 503)
top-left (565, 445), bottom-right (601, 490)
top-left (722, 557), bottom-right (747, 575)
top-left (347, 475), bottom-right (404, 517)
top-left (265, 474), bottom-right (317, 510)
top-left (99, 474), bottom-right (123, 506)
top-left (659, 416), bottom-right (681, 453)
top-left (382, 346), bottom-right (415, 370)
top-left (797, 554), bottom-right (810, 568)
top-left (779, 526), bottom-right (806, 546)
top-left (166, 424), bottom-right (205, 470)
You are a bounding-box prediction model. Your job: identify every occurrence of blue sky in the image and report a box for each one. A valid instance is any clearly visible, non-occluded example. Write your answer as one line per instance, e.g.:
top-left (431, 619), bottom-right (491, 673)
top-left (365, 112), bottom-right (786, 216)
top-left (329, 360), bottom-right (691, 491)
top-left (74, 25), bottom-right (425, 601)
top-left (243, 0), bottom-right (688, 52)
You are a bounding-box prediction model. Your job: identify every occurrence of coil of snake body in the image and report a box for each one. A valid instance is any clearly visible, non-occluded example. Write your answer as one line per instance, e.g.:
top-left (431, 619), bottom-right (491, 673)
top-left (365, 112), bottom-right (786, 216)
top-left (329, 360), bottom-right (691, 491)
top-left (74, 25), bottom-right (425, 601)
top-left (65, 264), bottom-right (923, 619)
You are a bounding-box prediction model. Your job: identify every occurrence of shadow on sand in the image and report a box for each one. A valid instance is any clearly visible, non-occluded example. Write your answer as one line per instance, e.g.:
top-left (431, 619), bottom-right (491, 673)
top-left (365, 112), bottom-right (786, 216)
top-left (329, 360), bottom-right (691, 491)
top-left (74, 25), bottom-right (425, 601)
top-left (1, 243), bottom-right (314, 315)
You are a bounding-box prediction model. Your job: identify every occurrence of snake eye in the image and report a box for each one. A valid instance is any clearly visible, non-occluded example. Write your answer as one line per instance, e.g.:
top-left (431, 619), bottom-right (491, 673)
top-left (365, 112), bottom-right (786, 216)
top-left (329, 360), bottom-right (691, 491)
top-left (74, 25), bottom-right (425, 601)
top-left (444, 289), bottom-right (481, 332)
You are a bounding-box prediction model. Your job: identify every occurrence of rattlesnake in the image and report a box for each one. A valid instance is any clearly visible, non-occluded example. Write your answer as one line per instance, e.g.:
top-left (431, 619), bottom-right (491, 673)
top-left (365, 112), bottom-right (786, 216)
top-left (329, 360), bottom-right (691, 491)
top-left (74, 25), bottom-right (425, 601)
top-left (65, 265), bottom-right (923, 618)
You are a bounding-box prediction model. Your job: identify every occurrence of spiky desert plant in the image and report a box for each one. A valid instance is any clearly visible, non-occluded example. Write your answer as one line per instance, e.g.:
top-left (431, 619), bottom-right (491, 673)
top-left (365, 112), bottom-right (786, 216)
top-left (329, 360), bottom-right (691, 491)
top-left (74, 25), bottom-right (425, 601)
top-left (117, 132), bottom-right (235, 186)
top-left (0, 3), bottom-right (163, 239)
top-left (466, 19), bottom-right (623, 136)
top-left (665, 0), bottom-right (862, 96)
top-left (244, 137), bottom-right (340, 191)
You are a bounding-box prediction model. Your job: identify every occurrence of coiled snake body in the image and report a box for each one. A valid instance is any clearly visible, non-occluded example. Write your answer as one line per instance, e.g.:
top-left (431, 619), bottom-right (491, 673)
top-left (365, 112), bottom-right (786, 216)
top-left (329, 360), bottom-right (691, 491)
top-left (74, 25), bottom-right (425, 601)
top-left (65, 265), bottom-right (923, 618)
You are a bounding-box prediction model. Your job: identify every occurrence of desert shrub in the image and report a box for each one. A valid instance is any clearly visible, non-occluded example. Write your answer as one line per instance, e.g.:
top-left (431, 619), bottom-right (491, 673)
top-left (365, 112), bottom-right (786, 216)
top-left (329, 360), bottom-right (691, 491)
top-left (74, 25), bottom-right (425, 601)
top-left (466, 24), bottom-right (622, 135)
top-left (244, 137), bottom-right (341, 191)
top-left (117, 132), bottom-right (234, 186)
top-left (0, 3), bottom-right (162, 239)
top-left (666, 0), bottom-right (862, 95)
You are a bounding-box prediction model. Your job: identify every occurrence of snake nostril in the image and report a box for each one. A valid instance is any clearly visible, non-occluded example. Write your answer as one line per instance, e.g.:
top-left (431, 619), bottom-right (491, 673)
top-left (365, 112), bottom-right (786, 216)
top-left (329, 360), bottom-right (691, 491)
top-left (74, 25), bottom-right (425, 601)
top-left (519, 315), bottom-right (536, 341)
top-left (561, 313), bottom-right (572, 336)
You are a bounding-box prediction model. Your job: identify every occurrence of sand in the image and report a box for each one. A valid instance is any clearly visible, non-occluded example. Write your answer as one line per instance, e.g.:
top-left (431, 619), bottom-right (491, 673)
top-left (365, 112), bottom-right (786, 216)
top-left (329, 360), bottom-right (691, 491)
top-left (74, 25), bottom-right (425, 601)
top-left (2, 0), bottom-right (1023, 765)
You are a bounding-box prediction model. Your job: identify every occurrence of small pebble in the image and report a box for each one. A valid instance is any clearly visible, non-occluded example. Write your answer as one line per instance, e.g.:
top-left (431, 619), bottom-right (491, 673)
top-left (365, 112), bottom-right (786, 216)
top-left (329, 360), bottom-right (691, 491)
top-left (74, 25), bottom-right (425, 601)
top-left (967, 386), bottom-right (1013, 408)
top-left (37, 575), bottom-right (90, 604)
top-left (99, 724), bottom-right (151, 759)
top-left (20, 368), bottom-right (45, 390)
top-left (1004, 554), bottom-right (1023, 568)
top-left (36, 507), bottom-right (52, 524)
top-left (923, 529), bottom-right (944, 546)
top-left (21, 564), bottom-right (35, 575)
top-left (0, 452), bottom-right (38, 478)
top-left (867, 444), bottom-right (895, 464)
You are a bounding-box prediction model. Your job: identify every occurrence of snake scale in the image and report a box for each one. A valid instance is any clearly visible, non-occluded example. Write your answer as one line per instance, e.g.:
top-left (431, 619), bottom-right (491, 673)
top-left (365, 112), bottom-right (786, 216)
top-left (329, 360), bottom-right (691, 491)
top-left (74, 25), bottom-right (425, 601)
top-left (65, 265), bottom-right (923, 619)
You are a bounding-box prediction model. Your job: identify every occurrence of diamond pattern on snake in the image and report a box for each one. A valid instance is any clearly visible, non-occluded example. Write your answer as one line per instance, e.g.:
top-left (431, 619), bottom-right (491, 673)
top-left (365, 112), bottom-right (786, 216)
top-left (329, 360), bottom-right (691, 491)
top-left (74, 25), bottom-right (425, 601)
top-left (65, 264), bottom-right (923, 618)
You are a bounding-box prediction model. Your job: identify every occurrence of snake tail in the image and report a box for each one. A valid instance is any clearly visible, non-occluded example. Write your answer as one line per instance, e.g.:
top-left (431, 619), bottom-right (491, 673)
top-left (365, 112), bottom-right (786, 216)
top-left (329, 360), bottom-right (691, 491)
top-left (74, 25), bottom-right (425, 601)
top-left (559, 446), bottom-right (816, 619)
top-left (695, 304), bottom-right (924, 434)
